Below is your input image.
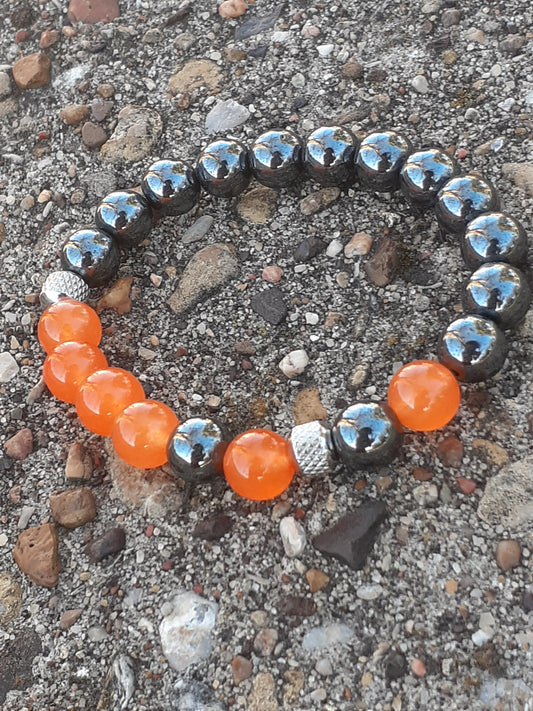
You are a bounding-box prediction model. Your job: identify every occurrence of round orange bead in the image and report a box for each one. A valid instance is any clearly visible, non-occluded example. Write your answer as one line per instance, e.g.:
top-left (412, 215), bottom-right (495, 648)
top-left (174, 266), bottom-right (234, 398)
top-left (112, 400), bottom-right (179, 469)
top-left (75, 368), bottom-right (146, 436)
top-left (387, 360), bottom-right (461, 432)
top-left (38, 299), bottom-right (101, 354)
top-left (223, 429), bottom-right (297, 501)
top-left (43, 341), bottom-right (108, 404)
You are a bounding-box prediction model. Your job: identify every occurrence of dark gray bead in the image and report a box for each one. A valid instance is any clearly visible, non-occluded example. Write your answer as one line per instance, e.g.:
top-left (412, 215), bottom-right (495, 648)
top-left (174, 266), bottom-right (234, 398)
top-left (249, 129), bottom-right (303, 189)
top-left (332, 402), bottom-right (403, 469)
top-left (438, 314), bottom-right (507, 382)
top-left (463, 262), bottom-right (531, 329)
top-left (196, 138), bottom-right (251, 198)
top-left (40, 270), bottom-right (90, 308)
top-left (141, 159), bottom-right (199, 217)
top-left (304, 125), bottom-right (358, 187)
top-left (399, 147), bottom-right (459, 206)
top-left (435, 174), bottom-right (500, 235)
top-left (356, 130), bottom-right (412, 192)
top-left (461, 212), bottom-right (529, 268)
top-left (167, 417), bottom-right (229, 482)
top-left (60, 227), bottom-right (120, 288)
top-left (95, 190), bottom-right (153, 246)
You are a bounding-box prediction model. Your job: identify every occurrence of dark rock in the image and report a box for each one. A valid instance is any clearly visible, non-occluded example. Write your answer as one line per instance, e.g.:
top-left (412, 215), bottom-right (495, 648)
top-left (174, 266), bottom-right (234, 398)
top-left (293, 236), bottom-right (326, 263)
top-left (441, 8), bottom-right (461, 27)
top-left (473, 642), bottom-right (500, 673)
top-left (278, 596), bottom-right (317, 617)
top-left (384, 650), bottom-right (407, 681)
top-left (85, 527), bottom-right (126, 563)
top-left (235, 6), bottom-right (284, 40)
top-left (0, 629), bottom-right (42, 704)
top-left (428, 35), bottom-right (450, 51)
top-left (522, 591), bottom-right (533, 612)
top-left (247, 45), bottom-right (268, 59)
top-left (169, 679), bottom-right (226, 710)
top-left (165, 5), bottom-right (191, 26)
top-left (313, 501), bottom-right (388, 571)
top-left (363, 237), bottom-right (398, 287)
top-left (11, 3), bottom-right (33, 28)
top-left (500, 34), bottom-right (525, 54)
top-left (192, 514), bottom-right (233, 541)
top-left (293, 96), bottom-right (308, 110)
top-left (251, 286), bottom-right (287, 325)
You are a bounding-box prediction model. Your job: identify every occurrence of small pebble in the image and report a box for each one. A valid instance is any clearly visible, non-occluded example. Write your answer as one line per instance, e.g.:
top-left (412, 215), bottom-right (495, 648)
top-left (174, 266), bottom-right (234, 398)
top-left (495, 540), bottom-right (521, 571)
top-left (357, 584), bottom-right (383, 600)
top-left (411, 75), bottom-right (429, 94)
top-left (262, 265), bottom-right (282, 283)
top-left (411, 659), bottom-right (426, 677)
top-left (218, 0), bottom-right (247, 19)
top-left (0, 352), bottom-right (20, 382)
top-left (279, 516), bottom-right (306, 557)
top-left (344, 232), bottom-right (373, 258)
top-left (279, 349), bottom-right (309, 377)
top-left (4, 428), bottom-right (32, 460)
top-left (457, 477), bottom-right (477, 494)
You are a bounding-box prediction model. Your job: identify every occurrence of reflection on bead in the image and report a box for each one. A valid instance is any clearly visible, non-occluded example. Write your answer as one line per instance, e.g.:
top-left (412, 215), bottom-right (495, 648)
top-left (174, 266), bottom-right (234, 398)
top-left (331, 402), bottom-right (403, 469)
top-left (38, 299), bottom-right (101, 354)
top-left (463, 262), bottom-right (531, 329)
top-left (304, 125), bottom-right (358, 187)
top-left (435, 174), bottom-right (499, 235)
top-left (249, 129), bottom-right (303, 189)
top-left (461, 212), bottom-right (529, 268)
top-left (95, 190), bottom-right (153, 246)
top-left (141, 159), bottom-right (200, 217)
top-left (290, 420), bottom-right (337, 477)
top-left (438, 315), bottom-right (507, 382)
top-left (112, 400), bottom-right (179, 469)
top-left (356, 130), bottom-right (412, 192)
top-left (167, 417), bottom-right (229, 482)
top-left (61, 227), bottom-right (120, 287)
top-left (43, 341), bottom-right (108, 404)
top-left (40, 270), bottom-right (89, 308)
top-left (196, 138), bottom-right (251, 198)
top-left (399, 148), bottom-right (458, 206)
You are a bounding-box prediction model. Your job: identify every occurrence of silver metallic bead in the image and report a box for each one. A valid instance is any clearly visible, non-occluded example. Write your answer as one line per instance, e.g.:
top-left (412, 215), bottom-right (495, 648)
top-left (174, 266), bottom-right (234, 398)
top-left (463, 262), bottom-right (531, 329)
top-left (40, 270), bottom-right (90, 308)
top-left (331, 402), bottom-right (403, 469)
top-left (289, 420), bottom-right (337, 478)
top-left (95, 190), bottom-right (153, 246)
top-left (141, 159), bottom-right (199, 217)
top-left (438, 314), bottom-right (507, 382)
top-left (399, 147), bottom-right (459, 207)
top-left (249, 129), bottom-right (303, 189)
top-left (435, 174), bottom-right (500, 235)
top-left (461, 212), bottom-right (529, 269)
top-left (356, 130), bottom-right (412, 192)
top-left (60, 227), bottom-right (120, 288)
top-left (304, 125), bottom-right (358, 187)
top-left (167, 417), bottom-right (229, 482)
top-left (196, 138), bottom-right (251, 198)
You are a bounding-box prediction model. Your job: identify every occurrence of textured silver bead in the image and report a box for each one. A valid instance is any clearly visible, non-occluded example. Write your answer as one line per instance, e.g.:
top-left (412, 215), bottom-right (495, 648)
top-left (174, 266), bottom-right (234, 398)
top-left (167, 417), bottom-right (229, 483)
top-left (289, 420), bottom-right (337, 478)
top-left (463, 262), bottom-right (531, 329)
top-left (356, 130), bottom-right (412, 192)
top-left (40, 270), bottom-right (90, 308)
top-left (304, 125), bottom-right (358, 187)
top-left (461, 212), bottom-right (529, 269)
top-left (435, 173), bottom-right (500, 235)
top-left (399, 147), bottom-right (459, 207)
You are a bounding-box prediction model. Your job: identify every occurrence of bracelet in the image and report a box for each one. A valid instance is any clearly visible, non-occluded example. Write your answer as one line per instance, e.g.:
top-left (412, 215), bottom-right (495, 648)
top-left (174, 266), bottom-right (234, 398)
top-left (38, 126), bottom-right (531, 502)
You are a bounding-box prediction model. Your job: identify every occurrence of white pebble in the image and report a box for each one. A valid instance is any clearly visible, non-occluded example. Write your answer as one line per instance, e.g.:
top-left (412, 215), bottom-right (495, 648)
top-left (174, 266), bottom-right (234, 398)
top-left (356, 583), bottom-right (383, 600)
top-left (205, 99), bottom-right (250, 134)
top-left (302, 623), bottom-right (354, 650)
top-left (472, 629), bottom-right (491, 646)
top-left (413, 483), bottom-right (439, 506)
top-left (305, 312), bottom-right (319, 325)
top-left (326, 239), bottom-right (343, 257)
top-left (411, 75), bottom-right (429, 94)
top-left (0, 352), bottom-right (19, 382)
top-left (317, 44), bottom-right (334, 57)
top-left (279, 516), bottom-right (307, 557)
top-left (291, 73), bottom-right (306, 89)
top-left (278, 349), bottom-right (309, 377)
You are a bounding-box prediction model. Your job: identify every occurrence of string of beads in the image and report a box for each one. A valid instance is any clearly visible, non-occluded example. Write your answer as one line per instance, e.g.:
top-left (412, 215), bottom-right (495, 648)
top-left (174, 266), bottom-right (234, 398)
top-left (38, 126), bottom-right (531, 501)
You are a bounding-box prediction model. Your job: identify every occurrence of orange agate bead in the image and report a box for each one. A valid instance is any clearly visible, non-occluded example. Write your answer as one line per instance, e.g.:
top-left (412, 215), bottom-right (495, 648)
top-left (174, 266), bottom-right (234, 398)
top-left (75, 368), bottom-right (146, 436)
top-left (38, 299), bottom-right (102, 354)
top-left (223, 429), bottom-right (297, 501)
top-left (387, 360), bottom-right (460, 431)
top-left (43, 341), bottom-right (108, 404)
top-left (112, 400), bottom-right (179, 469)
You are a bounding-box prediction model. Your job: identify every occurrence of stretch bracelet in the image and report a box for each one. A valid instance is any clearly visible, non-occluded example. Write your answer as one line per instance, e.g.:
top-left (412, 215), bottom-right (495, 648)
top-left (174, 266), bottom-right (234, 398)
top-left (37, 126), bottom-right (531, 502)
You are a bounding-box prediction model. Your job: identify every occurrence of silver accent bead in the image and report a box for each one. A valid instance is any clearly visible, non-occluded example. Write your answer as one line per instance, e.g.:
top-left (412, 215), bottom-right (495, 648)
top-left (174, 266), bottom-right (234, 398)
top-left (461, 212), bottom-right (529, 269)
top-left (304, 125), bottom-right (358, 187)
top-left (40, 270), bottom-right (90, 308)
top-left (167, 417), bottom-right (229, 482)
top-left (289, 420), bottom-right (337, 478)
top-left (356, 130), bottom-right (412, 192)
top-left (463, 262), bottom-right (531, 329)
top-left (400, 147), bottom-right (459, 207)
top-left (196, 138), bottom-right (251, 198)
top-left (250, 129), bottom-right (303, 189)
top-left (141, 159), bottom-right (199, 217)
top-left (95, 190), bottom-right (153, 246)
top-left (438, 314), bottom-right (507, 382)
top-left (435, 173), bottom-right (500, 235)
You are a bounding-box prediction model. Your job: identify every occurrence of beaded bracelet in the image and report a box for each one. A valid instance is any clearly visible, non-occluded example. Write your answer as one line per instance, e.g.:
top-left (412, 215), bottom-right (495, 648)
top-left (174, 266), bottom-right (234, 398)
top-left (37, 127), bottom-right (531, 502)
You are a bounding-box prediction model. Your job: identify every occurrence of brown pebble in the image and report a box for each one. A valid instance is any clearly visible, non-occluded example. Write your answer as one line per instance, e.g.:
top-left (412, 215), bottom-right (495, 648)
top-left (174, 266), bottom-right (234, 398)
top-left (85, 527), bottom-right (126, 563)
top-left (457, 477), bottom-right (477, 495)
top-left (218, 0), bottom-right (247, 18)
top-left (305, 568), bottom-right (330, 593)
top-left (97, 83), bottom-right (115, 98)
top-left (262, 265), bottom-right (282, 283)
top-left (65, 441), bottom-right (93, 481)
top-left (437, 436), bottom-right (464, 467)
top-left (15, 29), bottom-right (30, 44)
top-left (234, 341), bottom-right (256, 355)
top-left (232, 655), bottom-right (253, 684)
top-left (300, 187), bottom-right (340, 216)
top-left (344, 232), bottom-right (373, 257)
top-left (292, 387), bottom-right (328, 425)
top-left (9, 485), bottom-right (21, 504)
top-left (472, 438), bottom-right (509, 468)
top-left (60, 103), bottom-right (89, 125)
top-left (413, 467), bottom-right (433, 481)
top-left (342, 58), bottom-right (364, 79)
top-left (39, 29), bottom-right (59, 48)
top-left (12, 53), bottom-right (51, 89)
top-left (411, 658), bottom-right (426, 677)
top-left (495, 540), bottom-right (521, 571)
top-left (445, 580), bottom-right (458, 595)
top-left (13, 523), bottom-right (60, 588)
top-left (60, 608), bottom-right (82, 630)
top-left (96, 277), bottom-right (133, 314)
top-left (364, 237), bottom-right (398, 287)
top-left (376, 476), bottom-right (392, 494)
top-left (67, 0), bottom-right (120, 24)
top-left (49, 488), bottom-right (96, 529)
top-left (253, 628), bottom-right (278, 656)
top-left (81, 121), bottom-right (107, 149)
top-left (4, 428), bottom-right (33, 460)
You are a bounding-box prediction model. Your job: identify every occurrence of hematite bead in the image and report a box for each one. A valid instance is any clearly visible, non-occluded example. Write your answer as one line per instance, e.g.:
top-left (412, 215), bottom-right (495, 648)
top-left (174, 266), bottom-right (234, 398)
top-left (331, 402), bottom-right (403, 469)
top-left (196, 138), bottom-right (251, 198)
top-left (141, 159), bottom-right (199, 217)
top-left (304, 125), bottom-right (358, 187)
top-left (438, 314), bottom-right (507, 382)
top-left (463, 262), bottom-right (531, 329)
top-left (60, 227), bottom-right (120, 288)
top-left (399, 148), bottom-right (459, 207)
top-left (249, 129), bottom-right (303, 189)
top-left (95, 190), bottom-right (153, 246)
top-left (40, 270), bottom-right (89, 308)
top-left (290, 420), bottom-right (337, 478)
top-left (356, 130), bottom-right (412, 192)
top-left (461, 212), bottom-right (528, 268)
top-left (167, 417), bottom-right (229, 482)
top-left (434, 174), bottom-right (500, 235)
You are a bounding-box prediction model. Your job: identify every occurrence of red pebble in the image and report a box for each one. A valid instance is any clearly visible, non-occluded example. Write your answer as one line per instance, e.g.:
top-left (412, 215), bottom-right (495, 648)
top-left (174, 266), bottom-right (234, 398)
top-left (145, 524), bottom-right (154, 537)
top-left (411, 658), bottom-right (426, 677)
top-left (15, 29), bottom-right (30, 43)
top-left (457, 148), bottom-right (468, 159)
top-left (162, 560), bottom-right (172, 571)
top-left (457, 477), bottom-right (477, 494)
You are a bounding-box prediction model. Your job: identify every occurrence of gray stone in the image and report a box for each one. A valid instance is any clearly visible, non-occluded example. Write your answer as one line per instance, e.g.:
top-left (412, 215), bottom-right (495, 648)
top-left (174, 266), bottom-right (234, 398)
top-left (0, 72), bottom-right (11, 99)
top-left (100, 105), bottom-right (163, 164)
top-left (0, 629), bottom-right (42, 704)
top-left (235, 5), bottom-right (284, 40)
top-left (205, 99), bottom-right (250, 134)
top-left (251, 286), bottom-right (287, 325)
top-left (477, 456), bottom-right (533, 529)
top-left (182, 215), bottom-right (214, 245)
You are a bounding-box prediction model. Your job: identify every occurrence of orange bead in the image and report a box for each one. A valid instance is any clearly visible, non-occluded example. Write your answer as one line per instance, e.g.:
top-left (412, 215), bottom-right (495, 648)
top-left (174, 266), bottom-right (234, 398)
top-left (38, 299), bottom-right (101, 354)
top-left (387, 360), bottom-right (461, 432)
top-left (43, 341), bottom-right (108, 404)
top-left (75, 368), bottom-right (146, 436)
top-left (112, 400), bottom-right (179, 469)
top-left (223, 429), bottom-right (297, 501)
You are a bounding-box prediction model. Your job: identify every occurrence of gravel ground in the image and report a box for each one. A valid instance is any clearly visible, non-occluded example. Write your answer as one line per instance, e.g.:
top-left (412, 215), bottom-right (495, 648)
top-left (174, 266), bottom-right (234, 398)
top-left (0, 0), bottom-right (532, 709)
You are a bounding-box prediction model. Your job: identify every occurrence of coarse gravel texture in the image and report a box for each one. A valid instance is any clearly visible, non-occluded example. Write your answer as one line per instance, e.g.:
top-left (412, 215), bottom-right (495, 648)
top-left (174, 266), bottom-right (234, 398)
top-left (1, 0), bottom-right (532, 710)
